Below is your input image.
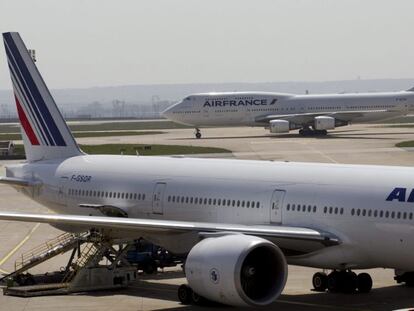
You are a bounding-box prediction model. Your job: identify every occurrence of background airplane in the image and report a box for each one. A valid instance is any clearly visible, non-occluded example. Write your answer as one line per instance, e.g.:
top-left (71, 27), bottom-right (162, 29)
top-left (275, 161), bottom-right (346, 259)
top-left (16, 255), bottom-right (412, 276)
top-left (2, 32), bottom-right (414, 307)
top-left (163, 90), bottom-right (414, 138)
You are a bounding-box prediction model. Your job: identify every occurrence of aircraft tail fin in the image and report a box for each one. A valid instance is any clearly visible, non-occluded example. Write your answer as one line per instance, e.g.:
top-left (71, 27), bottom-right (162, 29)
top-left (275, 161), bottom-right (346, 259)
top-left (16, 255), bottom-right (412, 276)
top-left (3, 32), bottom-right (81, 162)
top-left (407, 86), bottom-right (414, 92)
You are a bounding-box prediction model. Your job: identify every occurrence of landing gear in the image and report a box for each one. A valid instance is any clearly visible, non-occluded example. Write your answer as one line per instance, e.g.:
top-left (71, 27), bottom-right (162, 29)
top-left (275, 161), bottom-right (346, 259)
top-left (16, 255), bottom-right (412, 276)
top-left (312, 270), bottom-right (372, 294)
top-left (178, 284), bottom-right (192, 305)
top-left (299, 128), bottom-right (328, 136)
top-left (312, 272), bottom-right (328, 292)
top-left (177, 284), bottom-right (207, 305)
top-left (357, 272), bottom-right (373, 293)
top-left (394, 271), bottom-right (414, 286)
top-left (195, 128), bottom-right (202, 139)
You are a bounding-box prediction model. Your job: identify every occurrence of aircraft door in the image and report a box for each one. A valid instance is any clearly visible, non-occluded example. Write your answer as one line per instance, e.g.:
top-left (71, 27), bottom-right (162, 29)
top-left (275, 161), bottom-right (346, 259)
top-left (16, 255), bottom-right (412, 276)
top-left (270, 189), bottom-right (285, 223)
top-left (152, 182), bottom-right (166, 215)
top-left (58, 176), bottom-right (69, 206)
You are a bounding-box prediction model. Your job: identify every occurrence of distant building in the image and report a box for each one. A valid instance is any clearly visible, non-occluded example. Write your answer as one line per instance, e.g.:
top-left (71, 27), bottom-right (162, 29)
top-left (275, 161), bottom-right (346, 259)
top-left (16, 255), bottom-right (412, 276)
top-left (0, 141), bottom-right (15, 156)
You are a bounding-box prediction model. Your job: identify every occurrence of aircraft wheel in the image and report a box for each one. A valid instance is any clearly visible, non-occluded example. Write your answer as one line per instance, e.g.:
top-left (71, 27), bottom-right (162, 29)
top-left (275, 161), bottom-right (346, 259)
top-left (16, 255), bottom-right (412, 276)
top-left (177, 284), bottom-right (192, 305)
top-left (312, 272), bottom-right (328, 292)
top-left (343, 271), bottom-right (358, 293)
top-left (195, 132), bottom-right (202, 139)
top-left (327, 271), bottom-right (341, 293)
top-left (357, 273), bottom-right (373, 293)
top-left (191, 290), bottom-right (207, 305)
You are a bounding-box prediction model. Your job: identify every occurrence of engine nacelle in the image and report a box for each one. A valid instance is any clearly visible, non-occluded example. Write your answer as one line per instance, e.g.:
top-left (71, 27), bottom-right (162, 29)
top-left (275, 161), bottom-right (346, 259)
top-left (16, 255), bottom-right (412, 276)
top-left (185, 234), bottom-right (287, 307)
top-left (269, 119), bottom-right (290, 133)
top-left (314, 116), bottom-right (335, 130)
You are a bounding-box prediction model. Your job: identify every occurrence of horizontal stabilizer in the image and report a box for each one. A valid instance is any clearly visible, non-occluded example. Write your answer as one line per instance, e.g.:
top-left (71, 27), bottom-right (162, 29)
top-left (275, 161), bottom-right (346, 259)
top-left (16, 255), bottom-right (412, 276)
top-left (0, 176), bottom-right (41, 187)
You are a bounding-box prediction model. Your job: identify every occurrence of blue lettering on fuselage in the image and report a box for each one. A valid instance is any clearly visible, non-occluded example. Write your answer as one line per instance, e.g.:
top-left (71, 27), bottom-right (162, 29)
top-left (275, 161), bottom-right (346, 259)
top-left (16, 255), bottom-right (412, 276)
top-left (386, 187), bottom-right (414, 202)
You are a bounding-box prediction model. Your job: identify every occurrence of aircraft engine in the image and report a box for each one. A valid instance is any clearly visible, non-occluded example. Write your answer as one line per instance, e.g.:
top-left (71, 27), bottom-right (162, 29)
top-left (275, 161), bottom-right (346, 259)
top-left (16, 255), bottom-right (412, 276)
top-left (184, 234), bottom-right (287, 307)
top-left (269, 119), bottom-right (290, 133)
top-left (314, 116), bottom-right (335, 130)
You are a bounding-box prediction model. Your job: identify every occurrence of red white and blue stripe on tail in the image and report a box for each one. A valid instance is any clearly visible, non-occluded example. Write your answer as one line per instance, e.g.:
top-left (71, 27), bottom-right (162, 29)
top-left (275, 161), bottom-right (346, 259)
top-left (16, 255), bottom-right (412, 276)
top-left (3, 32), bottom-right (81, 162)
top-left (3, 32), bottom-right (66, 146)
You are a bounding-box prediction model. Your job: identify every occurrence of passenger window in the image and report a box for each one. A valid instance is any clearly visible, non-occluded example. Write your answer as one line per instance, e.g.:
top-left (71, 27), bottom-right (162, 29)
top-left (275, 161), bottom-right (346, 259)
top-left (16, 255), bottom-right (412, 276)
top-left (324, 206), bottom-right (327, 214)
top-left (362, 209), bottom-right (366, 216)
top-left (186, 197), bottom-right (189, 204)
top-left (351, 209), bottom-right (355, 216)
top-left (218, 199), bottom-right (221, 206)
top-left (403, 212), bottom-right (407, 219)
top-left (213, 199), bottom-right (216, 205)
top-left (308, 205), bottom-right (311, 212)
top-left (121, 193), bottom-right (125, 199)
top-left (313, 206), bottom-right (317, 213)
top-left (292, 204), bottom-right (296, 211)
top-left (168, 196), bottom-right (171, 202)
top-left (208, 198), bottom-right (212, 205)
top-left (286, 204), bottom-right (290, 211)
top-left (204, 198), bottom-right (208, 204)
top-left (410, 213), bottom-right (413, 220)
top-left (195, 198), bottom-right (198, 204)
top-left (256, 202), bottom-right (260, 208)
top-left (138, 194), bottom-right (142, 200)
top-left (190, 197), bottom-right (193, 204)
top-left (134, 193), bottom-right (137, 200)
top-left (340, 207), bottom-right (344, 215)
top-left (334, 207), bottom-right (338, 214)
top-left (368, 210), bottom-right (372, 217)
top-left (385, 211), bottom-right (389, 218)
top-left (357, 209), bottom-right (361, 216)
top-left (380, 210), bottom-right (384, 218)
top-left (397, 212), bottom-right (401, 219)
top-left (242, 201), bottom-right (245, 208)
top-left (391, 211), bottom-right (395, 219)
top-left (237, 200), bottom-right (240, 207)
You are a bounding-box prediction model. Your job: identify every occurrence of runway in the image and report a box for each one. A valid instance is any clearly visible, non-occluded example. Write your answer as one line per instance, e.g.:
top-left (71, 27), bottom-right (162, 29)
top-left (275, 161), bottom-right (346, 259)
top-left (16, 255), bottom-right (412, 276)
top-left (1, 123), bottom-right (414, 310)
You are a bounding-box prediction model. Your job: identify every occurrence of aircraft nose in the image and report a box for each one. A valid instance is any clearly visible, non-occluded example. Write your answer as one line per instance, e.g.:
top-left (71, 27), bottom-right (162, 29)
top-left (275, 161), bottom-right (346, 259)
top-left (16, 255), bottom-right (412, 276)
top-left (161, 103), bottom-right (178, 120)
top-left (161, 106), bottom-right (172, 118)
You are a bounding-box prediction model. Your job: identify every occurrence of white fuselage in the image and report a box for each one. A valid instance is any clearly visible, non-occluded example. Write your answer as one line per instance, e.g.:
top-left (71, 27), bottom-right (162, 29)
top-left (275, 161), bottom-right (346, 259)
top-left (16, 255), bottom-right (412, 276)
top-left (163, 91), bottom-right (414, 127)
top-left (6, 155), bottom-right (414, 271)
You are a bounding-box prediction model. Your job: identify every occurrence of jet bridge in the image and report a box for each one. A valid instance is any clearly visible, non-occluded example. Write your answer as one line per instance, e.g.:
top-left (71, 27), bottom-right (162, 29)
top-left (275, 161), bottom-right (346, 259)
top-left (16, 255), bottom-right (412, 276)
top-left (1, 231), bottom-right (137, 297)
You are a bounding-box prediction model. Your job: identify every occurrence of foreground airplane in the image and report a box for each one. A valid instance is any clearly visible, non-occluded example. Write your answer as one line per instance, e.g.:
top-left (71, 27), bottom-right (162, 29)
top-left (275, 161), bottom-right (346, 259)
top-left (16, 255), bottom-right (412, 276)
top-left (163, 89), bottom-right (414, 138)
top-left (1, 32), bottom-right (414, 307)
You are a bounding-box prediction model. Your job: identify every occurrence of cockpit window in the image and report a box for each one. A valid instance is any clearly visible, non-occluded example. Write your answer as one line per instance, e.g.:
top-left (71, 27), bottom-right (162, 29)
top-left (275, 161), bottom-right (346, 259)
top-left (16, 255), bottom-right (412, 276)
top-left (185, 97), bottom-right (191, 100)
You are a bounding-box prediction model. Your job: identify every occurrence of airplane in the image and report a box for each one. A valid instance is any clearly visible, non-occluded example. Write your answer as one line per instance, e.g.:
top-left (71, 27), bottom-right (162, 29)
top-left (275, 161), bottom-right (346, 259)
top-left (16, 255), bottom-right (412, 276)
top-left (162, 88), bottom-right (414, 138)
top-left (1, 32), bottom-right (414, 307)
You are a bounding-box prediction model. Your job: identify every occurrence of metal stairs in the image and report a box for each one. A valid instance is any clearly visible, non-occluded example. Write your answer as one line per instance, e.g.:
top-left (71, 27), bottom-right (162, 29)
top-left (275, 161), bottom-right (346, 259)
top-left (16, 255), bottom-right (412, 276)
top-left (0, 232), bottom-right (89, 282)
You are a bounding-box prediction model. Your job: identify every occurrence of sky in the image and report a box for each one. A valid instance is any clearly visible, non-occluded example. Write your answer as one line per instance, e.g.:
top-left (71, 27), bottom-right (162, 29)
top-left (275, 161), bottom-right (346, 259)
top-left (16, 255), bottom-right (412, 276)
top-left (0, 0), bottom-right (413, 89)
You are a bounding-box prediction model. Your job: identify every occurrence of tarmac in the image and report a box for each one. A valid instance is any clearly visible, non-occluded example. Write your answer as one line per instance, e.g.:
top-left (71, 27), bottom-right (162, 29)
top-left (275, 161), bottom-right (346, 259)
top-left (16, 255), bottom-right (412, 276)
top-left (1, 123), bottom-right (414, 310)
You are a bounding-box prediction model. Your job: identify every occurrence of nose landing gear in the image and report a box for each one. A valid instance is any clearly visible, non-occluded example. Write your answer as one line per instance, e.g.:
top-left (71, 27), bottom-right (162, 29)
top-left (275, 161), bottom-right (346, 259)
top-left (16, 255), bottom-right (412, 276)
top-left (195, 128), bottom-right (202, 139)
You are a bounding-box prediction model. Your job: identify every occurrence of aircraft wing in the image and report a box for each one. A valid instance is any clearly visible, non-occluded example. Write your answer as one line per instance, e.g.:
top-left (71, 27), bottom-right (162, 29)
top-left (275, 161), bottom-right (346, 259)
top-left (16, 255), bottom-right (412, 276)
top-left (257, 109), bottom-right (388, 124)
top-left (0, 177), bottom-right (41, 188)
top-left (0, 212), bottom-right (340, 252)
